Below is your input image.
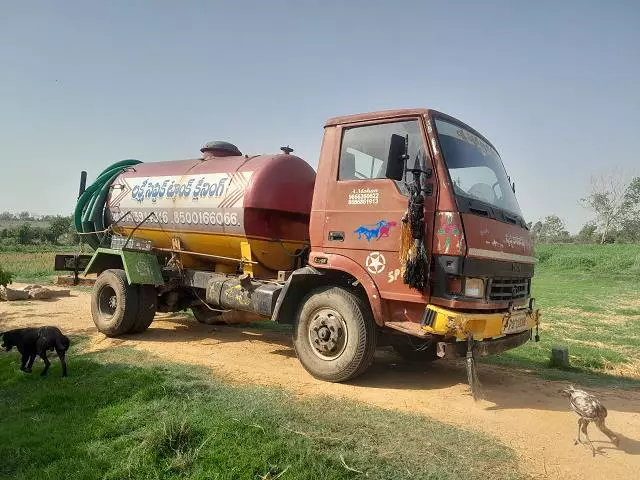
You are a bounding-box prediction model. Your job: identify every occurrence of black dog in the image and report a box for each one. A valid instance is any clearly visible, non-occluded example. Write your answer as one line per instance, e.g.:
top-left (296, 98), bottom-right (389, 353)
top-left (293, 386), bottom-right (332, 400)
top-left (1, 326), bottom-right (70, 377)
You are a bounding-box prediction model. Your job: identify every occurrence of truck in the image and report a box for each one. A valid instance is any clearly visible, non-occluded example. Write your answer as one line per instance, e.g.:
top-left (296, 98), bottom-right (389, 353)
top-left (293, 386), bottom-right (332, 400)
top-left (55, 108), bottom-right (540, 389)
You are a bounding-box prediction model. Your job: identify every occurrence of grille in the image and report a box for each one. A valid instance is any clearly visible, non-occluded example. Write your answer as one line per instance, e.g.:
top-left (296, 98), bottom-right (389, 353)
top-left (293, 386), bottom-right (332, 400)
top-left (488, 277), bottom-right (530, 301)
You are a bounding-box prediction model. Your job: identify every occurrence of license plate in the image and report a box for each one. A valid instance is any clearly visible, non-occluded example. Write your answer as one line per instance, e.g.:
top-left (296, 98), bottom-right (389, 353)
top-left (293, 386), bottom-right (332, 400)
top-left (503, 312), bottom-right (528, 335)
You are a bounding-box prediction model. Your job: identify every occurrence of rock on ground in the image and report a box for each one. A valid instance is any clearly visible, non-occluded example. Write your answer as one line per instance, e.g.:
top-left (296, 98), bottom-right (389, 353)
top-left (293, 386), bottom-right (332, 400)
top-left (0, 286), bottom-right (30, 301)
top-left (0, 285), bottom-right (70, 301)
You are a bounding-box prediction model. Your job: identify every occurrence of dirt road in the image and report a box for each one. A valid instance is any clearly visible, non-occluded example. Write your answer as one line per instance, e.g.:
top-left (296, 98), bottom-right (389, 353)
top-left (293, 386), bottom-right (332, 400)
top-left (2, 287), bottom-right (639, 480)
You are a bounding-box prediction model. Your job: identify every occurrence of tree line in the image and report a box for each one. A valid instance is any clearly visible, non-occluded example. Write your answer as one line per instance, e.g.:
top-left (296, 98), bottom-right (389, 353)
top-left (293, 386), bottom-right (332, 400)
top-left (0, 213), bottom-right (77, 246)
top-left (530, 172), bottom-right (640, 244)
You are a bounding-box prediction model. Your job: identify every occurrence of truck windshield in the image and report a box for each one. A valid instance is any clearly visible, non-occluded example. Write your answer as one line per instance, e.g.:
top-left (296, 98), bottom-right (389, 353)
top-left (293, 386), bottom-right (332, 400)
top-left (434, 118), bottom-right (523, 219)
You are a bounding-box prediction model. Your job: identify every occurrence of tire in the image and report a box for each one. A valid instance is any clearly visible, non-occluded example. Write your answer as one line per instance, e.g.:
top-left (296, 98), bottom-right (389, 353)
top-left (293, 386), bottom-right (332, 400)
top-left (293, 286), bottom-right (377, 383)
top-left (191, 305), bottom-right (225, 325)
top-left (129, 285), bottom-right (158, 333)
top-left (391, 339), bottom-right (439, 363)
top-left (91, 269), bottom-right (139, 337)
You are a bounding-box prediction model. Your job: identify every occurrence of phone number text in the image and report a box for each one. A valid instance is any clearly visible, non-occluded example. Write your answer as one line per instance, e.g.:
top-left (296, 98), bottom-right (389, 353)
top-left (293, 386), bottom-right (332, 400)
top-left (113, 210), bottom-right (240, 227)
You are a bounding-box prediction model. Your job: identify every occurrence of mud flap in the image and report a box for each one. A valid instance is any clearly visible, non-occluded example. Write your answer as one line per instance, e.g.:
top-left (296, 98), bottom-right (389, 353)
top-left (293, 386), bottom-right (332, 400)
top-left (83, 248), bottom-right (164, 285)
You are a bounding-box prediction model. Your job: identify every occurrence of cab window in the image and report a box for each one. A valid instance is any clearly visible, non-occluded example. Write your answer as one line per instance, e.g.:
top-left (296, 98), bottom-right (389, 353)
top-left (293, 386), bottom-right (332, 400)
top-left (338, 120), bottom-right (425, 181)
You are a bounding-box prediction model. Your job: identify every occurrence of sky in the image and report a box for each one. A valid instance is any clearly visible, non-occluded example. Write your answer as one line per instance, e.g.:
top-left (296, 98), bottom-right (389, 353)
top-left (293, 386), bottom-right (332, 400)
top-left (1, 0), bottom-right (638, 233)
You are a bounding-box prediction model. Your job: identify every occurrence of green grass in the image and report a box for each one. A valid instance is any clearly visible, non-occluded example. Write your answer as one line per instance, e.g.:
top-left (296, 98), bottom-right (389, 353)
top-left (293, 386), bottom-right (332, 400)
top-left (485, 244), bottom-right (640, 386)
top-left (0, 244), bottom-right (79, 253)
top-left (532, 243), bottom-right (640, 276)
top-left (0, 245), bottom-right (81, 283)
top-left (0, 340), bottom-right (523, 480)
top-left (0, 251), bottom-right (61, 283)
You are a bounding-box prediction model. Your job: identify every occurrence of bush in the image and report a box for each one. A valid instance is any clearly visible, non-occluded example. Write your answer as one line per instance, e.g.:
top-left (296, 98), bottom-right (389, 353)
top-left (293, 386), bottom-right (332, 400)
top-left (534, 249), bottom-right (552, 264)
top-left (0, 266), bottom-right (14, 286)
top-left (0, 216), bottom-right (76, 246)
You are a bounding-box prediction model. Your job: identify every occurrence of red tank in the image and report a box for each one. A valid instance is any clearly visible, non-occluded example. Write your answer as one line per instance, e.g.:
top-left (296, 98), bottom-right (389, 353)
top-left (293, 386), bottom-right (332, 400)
top-left (107, 146), bottom-right (316, 277)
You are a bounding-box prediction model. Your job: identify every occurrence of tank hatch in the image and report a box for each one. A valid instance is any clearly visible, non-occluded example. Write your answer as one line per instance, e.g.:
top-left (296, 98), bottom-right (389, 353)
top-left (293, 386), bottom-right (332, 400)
top-left (200, 140), bottom-right (242, 158)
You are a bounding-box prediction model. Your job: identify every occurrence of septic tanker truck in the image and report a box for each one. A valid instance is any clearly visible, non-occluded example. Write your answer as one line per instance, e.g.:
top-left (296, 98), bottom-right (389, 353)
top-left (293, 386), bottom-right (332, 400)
top-left (55, 108), bottom-right (540, 384)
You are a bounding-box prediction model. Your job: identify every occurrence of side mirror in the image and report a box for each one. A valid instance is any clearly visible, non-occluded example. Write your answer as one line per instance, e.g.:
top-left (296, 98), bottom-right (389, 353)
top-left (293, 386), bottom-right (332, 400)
top-left (385, 134), bottom-right (408, 181)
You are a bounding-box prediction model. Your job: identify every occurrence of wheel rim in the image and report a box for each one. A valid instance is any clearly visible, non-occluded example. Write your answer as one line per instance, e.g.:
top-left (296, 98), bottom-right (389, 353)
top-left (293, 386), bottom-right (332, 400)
top-left (307, 308), bottom-right (348, 360)
top-left (98, 285), bottom-right (117, 318)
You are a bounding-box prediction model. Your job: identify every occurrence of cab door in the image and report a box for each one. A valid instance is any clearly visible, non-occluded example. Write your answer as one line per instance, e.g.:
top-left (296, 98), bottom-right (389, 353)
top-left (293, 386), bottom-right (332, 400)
top-left (322, 118), bottom-right (436, 305)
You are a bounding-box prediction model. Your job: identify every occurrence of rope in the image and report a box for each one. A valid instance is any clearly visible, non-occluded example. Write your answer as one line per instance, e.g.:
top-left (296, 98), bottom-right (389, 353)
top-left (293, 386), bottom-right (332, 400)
top-left (400, 153), bottom-right (429, 292)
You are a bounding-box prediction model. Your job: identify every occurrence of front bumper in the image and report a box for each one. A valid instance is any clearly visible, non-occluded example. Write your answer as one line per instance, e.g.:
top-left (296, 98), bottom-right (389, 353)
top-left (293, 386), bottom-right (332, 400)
top-left (436, 329), bottom-right (533, 359)
top-left (421, 302), bottom-right (540, 343)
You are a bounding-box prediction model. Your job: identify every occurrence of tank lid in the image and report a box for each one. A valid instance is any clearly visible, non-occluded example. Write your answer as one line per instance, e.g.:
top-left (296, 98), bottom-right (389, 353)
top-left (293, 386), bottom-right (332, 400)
top-left (200, 140), bottom-right (242, 156)
top-left (280, 145), bottom-right (294, 154)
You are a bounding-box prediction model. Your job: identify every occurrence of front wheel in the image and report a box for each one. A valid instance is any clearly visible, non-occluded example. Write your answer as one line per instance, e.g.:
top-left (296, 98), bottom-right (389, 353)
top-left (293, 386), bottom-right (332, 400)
top-left (293, 286), bottom-right (377, 382)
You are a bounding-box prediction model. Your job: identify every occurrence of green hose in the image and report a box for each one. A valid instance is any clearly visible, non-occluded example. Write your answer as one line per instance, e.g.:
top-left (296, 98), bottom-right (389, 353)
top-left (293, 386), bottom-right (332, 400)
top-left (74, 159), bottom-right (142, 250)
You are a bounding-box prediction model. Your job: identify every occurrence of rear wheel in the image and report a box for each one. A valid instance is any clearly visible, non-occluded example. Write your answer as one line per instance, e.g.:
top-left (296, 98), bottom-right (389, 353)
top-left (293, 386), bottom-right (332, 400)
top-left (91, 269), bottom-right (139, 337)
top-left (191, 305), bottom-right (225, 325)
top-left (129, 285), bottom-right (158, 333)
top-left (293, 286), bottom-right (377, 382)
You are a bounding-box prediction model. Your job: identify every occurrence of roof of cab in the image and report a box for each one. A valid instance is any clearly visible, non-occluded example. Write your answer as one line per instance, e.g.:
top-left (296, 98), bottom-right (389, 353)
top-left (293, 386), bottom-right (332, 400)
top-left (323, 108), bottom-right (497, 152)
top-left (325, 108), bottom-right (433, 127)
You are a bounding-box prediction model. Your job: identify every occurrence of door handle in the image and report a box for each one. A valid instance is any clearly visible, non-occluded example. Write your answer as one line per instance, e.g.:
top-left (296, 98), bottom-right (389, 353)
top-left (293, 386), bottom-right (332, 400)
top-left (424, 183), bottom-right (434, 196)
top-left (328, 231), bottom-right (345, 241)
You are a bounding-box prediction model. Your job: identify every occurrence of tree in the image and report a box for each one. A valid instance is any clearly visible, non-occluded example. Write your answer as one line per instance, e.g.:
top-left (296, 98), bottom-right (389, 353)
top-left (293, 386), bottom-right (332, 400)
top-left (16, 223), bottom-right (37, 245)
top-left (530, 221), bottom-right (543, 242)
top-left (576, 221), bottom-right (598, 243)
top-left (47, 215), bottom-right (73, 245)
top-left (580, 169), bottom-right (633, 244)
top-left (18, 211), bottom-right (31, 220)
top-left (536, 215), bottom-right (570, 243)
top-left (0, 212), bottom-right (14, 221)
top-left (617, 177), bottom-right (640, 242)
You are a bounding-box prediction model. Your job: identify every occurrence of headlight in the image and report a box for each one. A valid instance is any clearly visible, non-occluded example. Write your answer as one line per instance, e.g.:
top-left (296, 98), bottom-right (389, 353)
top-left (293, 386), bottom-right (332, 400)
top-left (464, 278), bottom-right (485, 298)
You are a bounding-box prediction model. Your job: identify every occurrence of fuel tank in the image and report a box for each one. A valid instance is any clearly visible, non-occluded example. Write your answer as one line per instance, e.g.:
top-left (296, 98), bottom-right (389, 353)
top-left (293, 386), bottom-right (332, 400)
top-left (107, 145), bottom-right (316, 277)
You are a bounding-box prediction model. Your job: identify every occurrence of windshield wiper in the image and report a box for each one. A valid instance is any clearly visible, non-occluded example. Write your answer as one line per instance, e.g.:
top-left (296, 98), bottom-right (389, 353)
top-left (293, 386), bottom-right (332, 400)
top-left (461, 197), bottom-right (496, 220)
top-left (502, 212), bottom-right (518, 225)
top-left (458, 196), bottom-right (527, 228)
top-left (469, 205), bottom-right (491, 217)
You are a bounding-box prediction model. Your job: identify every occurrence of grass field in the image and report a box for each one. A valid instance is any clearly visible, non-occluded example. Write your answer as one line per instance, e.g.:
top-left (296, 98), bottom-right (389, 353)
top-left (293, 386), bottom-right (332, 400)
top-left (0, 341), bottom-right (522, 480)
top-left (1, 243), bottom-right (639, 384)
top-left (0, 244), bottom-right (83, 283)
top-left (485, 244), bottom-right (640, 386)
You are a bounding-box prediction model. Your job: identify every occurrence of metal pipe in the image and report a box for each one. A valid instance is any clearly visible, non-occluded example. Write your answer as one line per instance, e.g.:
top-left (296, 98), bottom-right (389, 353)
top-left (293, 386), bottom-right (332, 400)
top-left (78, 171), bottom-right (87, 199)
top-left (152, 247), bottom-right (258, 265)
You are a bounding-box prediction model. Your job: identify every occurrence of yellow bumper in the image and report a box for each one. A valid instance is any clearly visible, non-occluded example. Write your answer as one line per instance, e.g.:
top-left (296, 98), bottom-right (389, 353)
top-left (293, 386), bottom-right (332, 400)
top-left (422, 304), bottom-right (540, 341)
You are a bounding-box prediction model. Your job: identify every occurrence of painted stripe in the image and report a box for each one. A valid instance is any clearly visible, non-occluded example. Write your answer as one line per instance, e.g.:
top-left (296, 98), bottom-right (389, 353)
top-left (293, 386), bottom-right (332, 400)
top-left (220, 189), bottom-right (244, 208)
top-left (467, 248), bottom-right (538, 264)
top-left (110, 182), bottom-right (131, 206)
top-left (219, 172), bottom-right (249, 208)
top-left (116, 225), bottom-right (304, 244)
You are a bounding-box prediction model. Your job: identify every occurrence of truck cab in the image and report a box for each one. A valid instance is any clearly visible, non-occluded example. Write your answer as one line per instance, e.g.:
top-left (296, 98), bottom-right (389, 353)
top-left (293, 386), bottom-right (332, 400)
top-left (305, 108), bottom-right (539, 363)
